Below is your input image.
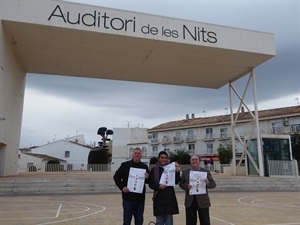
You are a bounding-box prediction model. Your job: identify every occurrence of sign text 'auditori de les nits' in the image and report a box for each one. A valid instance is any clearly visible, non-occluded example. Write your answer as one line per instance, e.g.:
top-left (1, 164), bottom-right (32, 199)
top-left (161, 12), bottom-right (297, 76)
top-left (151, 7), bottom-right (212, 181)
top-left (48, 4), bottom-right (218, 44)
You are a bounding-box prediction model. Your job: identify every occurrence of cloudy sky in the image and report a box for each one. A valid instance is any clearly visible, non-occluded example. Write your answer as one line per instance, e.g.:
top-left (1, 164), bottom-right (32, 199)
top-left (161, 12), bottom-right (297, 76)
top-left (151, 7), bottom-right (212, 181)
top-left (20, 0), bottom-right (299, 147)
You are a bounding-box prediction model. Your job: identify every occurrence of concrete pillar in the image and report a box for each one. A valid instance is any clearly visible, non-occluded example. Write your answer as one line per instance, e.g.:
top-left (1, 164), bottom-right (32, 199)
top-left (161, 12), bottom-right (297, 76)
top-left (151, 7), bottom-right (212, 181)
top-left (0, 21), bottom-right (26, 176)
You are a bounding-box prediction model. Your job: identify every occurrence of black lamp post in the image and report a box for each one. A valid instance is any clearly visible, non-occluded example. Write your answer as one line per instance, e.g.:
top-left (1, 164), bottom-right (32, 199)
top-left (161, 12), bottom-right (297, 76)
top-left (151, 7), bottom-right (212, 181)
top-left (97, 127), bottom-right (113, 150)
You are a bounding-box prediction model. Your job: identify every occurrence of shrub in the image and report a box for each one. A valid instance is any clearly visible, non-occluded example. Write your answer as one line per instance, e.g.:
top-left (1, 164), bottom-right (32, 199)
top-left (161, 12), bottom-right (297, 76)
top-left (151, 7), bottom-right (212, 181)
top-left (217, 144), bottom-right (232, 164)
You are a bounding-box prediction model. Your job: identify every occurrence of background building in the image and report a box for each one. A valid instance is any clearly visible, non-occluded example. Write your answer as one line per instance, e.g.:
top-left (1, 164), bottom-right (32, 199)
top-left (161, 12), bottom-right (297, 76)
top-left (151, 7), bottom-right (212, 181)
top-left (146, 106), bottom-right (299, 175)
top-left (111, 127), bottom-right (149, 172)
top-left (19, 137), bottom-right (92, 172)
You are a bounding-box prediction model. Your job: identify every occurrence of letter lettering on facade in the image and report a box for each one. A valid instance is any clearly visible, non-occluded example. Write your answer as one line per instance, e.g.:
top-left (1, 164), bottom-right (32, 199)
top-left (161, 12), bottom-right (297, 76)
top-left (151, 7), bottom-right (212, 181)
top-left (183, 25), bottom-right (197, 41)
top-left (110, 17), bottom-right (124, 30)
top-left (81, 11), bottom-right (97, 27)
top-left (207, 31), bottom-right (217, 43)
top-left (182, 25), bottom-right (217, 43)
top-left (48, 5), bottom-right (216, 42)
top-left (48, 5), bottom-right (66, 22)
top-left (67, 11), bottom-right (80, 25)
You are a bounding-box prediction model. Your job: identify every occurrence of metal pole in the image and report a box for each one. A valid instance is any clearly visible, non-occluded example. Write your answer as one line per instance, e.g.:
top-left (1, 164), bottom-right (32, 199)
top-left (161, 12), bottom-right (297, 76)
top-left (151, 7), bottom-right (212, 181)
top-left (229, 82), bottom-right (236, 175)
top-left (251, 69), bottom-right (264, 176)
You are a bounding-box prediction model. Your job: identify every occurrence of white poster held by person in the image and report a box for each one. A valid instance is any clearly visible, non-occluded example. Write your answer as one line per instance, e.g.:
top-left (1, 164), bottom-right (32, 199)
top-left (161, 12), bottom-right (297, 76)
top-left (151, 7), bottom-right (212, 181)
top-left (159, 162), bottom-right (176, 186)
top-left (127, 167), bottom-right (146, 193)
top-left (189, 171), bottom-right (207, 195)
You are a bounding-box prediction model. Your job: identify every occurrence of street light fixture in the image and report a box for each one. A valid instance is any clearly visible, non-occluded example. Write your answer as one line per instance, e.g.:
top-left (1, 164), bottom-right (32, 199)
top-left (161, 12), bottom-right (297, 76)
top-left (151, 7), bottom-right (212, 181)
top-left (97, 127), bottom-right (113, 150)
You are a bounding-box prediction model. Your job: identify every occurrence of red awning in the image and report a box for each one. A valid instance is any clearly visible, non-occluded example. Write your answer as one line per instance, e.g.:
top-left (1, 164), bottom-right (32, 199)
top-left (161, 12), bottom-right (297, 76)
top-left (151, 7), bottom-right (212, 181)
top-left (200, 156), bottom-right (219, 161)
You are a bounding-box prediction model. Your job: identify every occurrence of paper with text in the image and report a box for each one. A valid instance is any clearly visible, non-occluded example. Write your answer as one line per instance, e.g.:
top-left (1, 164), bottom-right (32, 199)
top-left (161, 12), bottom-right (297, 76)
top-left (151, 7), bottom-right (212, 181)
top-left (159, 162), bottom-right (176, 186)
top-left (189, 171), bottom-right (207, 195)
top-left (127, 167), bottom-right (146, 193)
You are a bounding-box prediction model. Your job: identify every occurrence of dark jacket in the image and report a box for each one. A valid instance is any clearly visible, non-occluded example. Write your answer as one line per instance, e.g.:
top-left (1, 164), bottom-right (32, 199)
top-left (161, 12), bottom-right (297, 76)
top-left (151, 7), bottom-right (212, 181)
top-left (179, 167), bottom-right (216, 208)
top-left (148, 164), bottom-right (181, 216)
top-left (113, 159), bottom-right (149, 202)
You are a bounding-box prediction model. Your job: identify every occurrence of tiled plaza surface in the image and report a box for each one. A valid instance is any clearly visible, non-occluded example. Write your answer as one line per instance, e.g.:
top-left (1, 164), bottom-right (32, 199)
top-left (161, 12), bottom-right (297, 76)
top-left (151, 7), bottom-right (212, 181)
top-left (0, 191), bottom-right (299, 225)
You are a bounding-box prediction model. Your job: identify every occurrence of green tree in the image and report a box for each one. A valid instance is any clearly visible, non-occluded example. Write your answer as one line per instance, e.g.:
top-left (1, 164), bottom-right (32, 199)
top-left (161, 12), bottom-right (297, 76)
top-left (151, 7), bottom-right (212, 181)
top-left (88, 149), bottom-right (108, 164)
top-left (217, 144), bottom-right (232, 164)
top-left (150, 157), bottom-right (158, 164)
top-left (169, 150), bottom-right (191, 164)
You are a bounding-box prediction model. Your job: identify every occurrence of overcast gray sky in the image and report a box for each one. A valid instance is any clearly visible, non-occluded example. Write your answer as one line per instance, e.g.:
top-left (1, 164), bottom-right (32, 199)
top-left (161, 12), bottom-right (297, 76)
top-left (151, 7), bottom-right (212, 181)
top-left (20, 0), bottom-right (299, 147)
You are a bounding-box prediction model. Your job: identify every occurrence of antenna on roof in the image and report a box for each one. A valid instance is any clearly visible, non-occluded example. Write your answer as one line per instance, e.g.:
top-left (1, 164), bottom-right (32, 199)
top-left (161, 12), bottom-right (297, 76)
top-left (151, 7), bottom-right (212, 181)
top-left (202, 110), bottom-right (206, 117)
top-left (295, 97), bottom-right (299, 106)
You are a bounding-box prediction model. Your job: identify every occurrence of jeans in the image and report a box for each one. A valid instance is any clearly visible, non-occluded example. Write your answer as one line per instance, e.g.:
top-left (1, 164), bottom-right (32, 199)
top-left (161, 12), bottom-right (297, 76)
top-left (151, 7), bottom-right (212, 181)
top-left (156, 214), bottom-right (173, 225)
top-left (123, 199), bottom-right (145, 225)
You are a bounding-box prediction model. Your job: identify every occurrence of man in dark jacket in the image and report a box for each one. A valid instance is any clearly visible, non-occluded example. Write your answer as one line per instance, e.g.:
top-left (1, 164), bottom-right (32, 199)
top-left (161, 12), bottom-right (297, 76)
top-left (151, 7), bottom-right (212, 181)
top-left (148, 151), bottom-right (181, 225)
top-left (113, 147), bottom-right (150, 225)
top-left (179, 155), bottom-right (216, 225)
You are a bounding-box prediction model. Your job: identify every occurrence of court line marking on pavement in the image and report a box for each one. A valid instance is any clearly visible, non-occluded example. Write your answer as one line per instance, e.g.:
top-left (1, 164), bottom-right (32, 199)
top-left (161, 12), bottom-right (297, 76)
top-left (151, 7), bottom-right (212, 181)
top-left (36, 201), bottom-right (106, 225)
top-left (251, 199), bottom-right (300, 210)
top-left (55, 204), bottom-right (62, 218)
top-left (238, 195), bottom-right (300, 210)
top-left (210, 216), bottom-right (235, 225)
top-left (178, 203), bottom-right (235, 225)
top-left (238, 195), bottom-right (300, 225)
top-left (0, 203), bottom-right (90, 220)
top-left (0, 200), bottom-right (106, 224)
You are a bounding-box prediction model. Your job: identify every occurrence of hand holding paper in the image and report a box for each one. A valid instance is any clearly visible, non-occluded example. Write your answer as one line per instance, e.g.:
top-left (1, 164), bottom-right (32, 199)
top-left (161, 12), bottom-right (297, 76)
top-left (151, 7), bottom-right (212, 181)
top-left (159, 162), bottom-right (176, 186)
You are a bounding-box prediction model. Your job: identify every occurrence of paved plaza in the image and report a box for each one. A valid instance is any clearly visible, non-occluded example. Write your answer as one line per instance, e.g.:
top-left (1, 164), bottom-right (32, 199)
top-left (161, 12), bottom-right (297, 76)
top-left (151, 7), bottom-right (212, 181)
top-left (0, 191), bottom-right (299, 225)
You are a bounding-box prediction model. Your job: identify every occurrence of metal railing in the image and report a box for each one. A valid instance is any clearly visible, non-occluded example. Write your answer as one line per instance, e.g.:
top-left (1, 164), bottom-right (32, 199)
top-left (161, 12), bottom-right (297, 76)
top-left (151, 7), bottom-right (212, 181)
top-left (268, 160), bottom-right (299, 177)
top-left (18, 163), bottom-right (111, 172)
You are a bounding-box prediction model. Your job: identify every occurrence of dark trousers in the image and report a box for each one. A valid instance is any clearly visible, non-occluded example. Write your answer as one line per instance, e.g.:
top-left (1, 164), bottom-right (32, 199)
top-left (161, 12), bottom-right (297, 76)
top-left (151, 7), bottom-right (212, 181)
top-left (185, 197), bottom-right (210, 225)
top-left (122, 199), bottom-right (145, 225)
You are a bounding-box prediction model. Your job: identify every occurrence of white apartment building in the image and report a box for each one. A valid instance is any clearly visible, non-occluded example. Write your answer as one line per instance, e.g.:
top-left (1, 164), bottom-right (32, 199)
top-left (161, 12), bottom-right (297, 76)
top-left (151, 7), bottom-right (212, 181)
top-left (146, 106), bottom-right (300, 173)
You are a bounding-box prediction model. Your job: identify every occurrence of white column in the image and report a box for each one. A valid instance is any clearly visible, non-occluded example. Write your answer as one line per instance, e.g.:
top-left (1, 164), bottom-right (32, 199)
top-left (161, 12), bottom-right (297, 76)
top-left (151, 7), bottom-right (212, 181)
top-left (251, 69), bottom-right (264, 176)
top-left (0, 21), bottom-right (26, 176)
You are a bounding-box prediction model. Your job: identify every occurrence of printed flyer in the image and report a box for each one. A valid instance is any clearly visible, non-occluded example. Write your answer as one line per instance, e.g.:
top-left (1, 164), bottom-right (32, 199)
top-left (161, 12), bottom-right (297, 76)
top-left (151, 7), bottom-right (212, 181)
top-left (127, 167), bottom-right (146, 193)
top-left (189, 171), bottom-right (207, 195)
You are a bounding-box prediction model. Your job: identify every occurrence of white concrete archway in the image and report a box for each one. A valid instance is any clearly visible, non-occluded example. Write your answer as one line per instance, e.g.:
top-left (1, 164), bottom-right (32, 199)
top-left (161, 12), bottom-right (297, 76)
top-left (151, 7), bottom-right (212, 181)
top-left (0, 0), bottom-right (275, 176)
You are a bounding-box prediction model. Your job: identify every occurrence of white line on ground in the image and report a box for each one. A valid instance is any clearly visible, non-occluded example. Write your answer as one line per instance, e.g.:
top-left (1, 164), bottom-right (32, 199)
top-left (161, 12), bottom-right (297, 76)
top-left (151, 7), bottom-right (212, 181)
top-left (55, 204), bottom-right (62, 218)
top-left (210, 216), bottom-right (236, 225)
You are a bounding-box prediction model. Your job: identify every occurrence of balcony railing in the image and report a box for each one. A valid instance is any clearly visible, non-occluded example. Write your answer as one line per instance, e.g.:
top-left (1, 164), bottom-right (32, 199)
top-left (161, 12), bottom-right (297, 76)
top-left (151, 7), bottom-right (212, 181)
top-left (206, 149), bottom-right (213, 154)
top-left (204, 133), bottom-right (214, 141)
top-left (291, 124), bottom-right (300, 133)
top-left (186, 135), bottom-right (196, 142)
top-left (187, 149), bottom-right (195, 155)
top-left (173, 136), bottom-right (183, 143)
top-left (161, 137), bottom-right (171, 144)
top-left (219, 132), bottom-right (229, 139)
top-left (150, 138), bottom-right (159, 145)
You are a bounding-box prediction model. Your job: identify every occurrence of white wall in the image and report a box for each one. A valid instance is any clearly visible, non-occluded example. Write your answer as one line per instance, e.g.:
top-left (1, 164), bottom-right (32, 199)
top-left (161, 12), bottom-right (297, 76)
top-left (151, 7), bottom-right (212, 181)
top-left (0, 17), bottom-right (26, 176)
top-left (111, 127), bottom-right (148, 172)
top-left (31, 140), bottom-right (91, 170)
top-left (18, 153), bottom-right (44, 172)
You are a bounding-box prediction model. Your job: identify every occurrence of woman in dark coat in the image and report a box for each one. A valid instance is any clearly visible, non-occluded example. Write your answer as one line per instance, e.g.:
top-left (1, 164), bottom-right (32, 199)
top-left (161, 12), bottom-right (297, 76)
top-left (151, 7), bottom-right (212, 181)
top-left (149, 151), bottom-right (181, 225)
